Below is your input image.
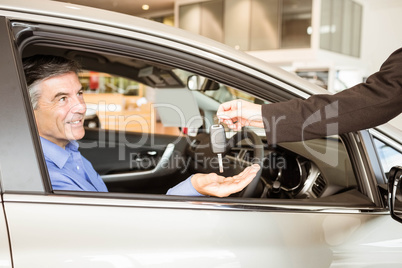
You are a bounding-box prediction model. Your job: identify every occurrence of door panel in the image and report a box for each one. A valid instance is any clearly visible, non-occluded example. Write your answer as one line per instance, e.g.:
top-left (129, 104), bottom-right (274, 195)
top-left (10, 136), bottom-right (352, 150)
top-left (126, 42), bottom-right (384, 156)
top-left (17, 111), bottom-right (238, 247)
top-left (4, 193), bottom-right (402, 268)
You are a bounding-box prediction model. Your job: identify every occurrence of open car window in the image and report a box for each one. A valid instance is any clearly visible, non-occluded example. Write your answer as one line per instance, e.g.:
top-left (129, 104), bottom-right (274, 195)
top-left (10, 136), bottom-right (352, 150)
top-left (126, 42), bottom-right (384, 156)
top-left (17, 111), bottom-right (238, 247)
top-left (17, 21), bottom-right (373, 208)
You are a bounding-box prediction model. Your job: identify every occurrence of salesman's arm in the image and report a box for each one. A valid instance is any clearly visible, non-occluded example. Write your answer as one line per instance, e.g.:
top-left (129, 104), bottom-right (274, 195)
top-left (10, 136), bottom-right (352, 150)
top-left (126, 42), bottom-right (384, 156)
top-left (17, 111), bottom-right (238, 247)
top-left (219, 47), bottom-right (402, 144)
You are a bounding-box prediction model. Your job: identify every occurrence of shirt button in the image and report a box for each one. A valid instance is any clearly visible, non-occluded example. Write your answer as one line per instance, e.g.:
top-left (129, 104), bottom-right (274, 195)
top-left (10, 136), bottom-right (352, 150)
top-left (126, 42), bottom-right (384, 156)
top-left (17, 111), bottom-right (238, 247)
top-left (77, 166), bottom-right (80, 170)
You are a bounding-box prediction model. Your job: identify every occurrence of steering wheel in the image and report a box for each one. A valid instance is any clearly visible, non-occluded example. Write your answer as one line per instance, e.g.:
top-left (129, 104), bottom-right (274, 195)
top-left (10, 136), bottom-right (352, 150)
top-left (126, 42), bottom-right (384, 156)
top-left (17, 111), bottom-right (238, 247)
top-left (227, 127), bottom-right (264, 197)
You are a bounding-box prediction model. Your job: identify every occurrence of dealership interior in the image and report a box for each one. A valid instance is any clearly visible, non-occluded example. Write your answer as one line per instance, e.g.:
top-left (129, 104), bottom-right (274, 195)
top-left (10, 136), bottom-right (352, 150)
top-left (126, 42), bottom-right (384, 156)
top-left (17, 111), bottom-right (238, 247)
top-left (52, 0), bottom-right (402, 130)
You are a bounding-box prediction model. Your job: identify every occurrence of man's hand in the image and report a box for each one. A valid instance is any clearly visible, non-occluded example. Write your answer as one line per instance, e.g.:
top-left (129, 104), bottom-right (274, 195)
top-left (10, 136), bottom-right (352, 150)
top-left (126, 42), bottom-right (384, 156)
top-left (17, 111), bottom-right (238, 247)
top-left (217, 99), bottom-right (263, 131)
top-left (191, 164), bottom-right (260, 197)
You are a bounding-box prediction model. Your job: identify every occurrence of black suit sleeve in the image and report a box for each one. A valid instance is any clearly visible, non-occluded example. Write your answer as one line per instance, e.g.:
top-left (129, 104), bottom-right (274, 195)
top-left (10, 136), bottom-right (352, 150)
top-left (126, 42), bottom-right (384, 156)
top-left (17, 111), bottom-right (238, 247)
top-left (262, 47), bottom-right (402, 144)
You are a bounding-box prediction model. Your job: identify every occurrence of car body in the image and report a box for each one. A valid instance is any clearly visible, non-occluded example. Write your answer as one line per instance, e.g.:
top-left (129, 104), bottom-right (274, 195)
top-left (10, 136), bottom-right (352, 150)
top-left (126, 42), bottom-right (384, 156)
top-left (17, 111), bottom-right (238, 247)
top-left (0, 0), bottom-right (402, 267)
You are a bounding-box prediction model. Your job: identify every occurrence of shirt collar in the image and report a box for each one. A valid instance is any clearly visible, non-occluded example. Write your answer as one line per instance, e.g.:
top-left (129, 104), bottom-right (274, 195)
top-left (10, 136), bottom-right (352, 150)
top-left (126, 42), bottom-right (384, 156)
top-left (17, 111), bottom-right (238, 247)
top-left (65, 140), bottom-right (80, 152)
top-left (40, 137), bottom-right (79, 169)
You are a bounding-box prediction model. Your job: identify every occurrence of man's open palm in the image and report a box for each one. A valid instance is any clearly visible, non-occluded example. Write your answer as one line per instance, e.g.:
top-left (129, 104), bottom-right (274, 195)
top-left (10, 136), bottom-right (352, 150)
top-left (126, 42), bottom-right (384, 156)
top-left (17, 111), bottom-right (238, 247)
top-left (191, 164), bottom-right (260, 197)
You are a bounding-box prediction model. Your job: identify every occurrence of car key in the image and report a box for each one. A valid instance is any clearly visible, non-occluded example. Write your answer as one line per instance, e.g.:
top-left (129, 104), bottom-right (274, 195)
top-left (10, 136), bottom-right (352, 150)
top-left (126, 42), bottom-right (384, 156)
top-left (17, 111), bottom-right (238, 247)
top-left (210, 123), bottom-right (226, 173)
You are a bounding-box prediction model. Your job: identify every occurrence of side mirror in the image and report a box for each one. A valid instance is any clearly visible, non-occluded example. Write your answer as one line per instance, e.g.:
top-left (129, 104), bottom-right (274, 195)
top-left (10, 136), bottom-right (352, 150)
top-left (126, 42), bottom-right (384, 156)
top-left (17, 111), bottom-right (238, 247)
top-left (187, 75), bottom-right (220, 91)
top-left (388, 166), bottom-right (402, 223)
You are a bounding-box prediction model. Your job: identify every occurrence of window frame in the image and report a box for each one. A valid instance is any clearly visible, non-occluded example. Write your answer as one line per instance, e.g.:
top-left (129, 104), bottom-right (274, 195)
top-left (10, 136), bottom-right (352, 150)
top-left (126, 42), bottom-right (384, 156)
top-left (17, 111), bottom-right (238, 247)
top-left (0, 17), bottom-right (49, 194)
top-left (8, 19), bottom-right (384, 212)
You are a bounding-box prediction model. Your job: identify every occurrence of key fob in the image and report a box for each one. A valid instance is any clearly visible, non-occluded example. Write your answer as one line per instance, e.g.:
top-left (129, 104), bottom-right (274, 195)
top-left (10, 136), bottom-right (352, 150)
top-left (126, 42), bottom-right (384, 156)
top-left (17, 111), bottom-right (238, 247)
top-left (210, 124), bottom-right (226, 154)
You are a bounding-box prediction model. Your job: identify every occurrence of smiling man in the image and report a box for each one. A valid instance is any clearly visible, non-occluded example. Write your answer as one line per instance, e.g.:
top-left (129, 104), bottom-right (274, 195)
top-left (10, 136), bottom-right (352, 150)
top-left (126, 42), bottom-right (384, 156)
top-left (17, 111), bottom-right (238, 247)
top-left (23, 54), bottom-right (259, 196)
top-left (33, 71), bottom-right (86, 148)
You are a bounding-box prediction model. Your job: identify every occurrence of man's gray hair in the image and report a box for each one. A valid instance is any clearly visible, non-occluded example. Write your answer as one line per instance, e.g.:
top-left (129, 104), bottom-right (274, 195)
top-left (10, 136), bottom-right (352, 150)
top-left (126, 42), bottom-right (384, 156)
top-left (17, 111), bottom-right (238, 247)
top-left (23, 55), bottom-right (81, 109)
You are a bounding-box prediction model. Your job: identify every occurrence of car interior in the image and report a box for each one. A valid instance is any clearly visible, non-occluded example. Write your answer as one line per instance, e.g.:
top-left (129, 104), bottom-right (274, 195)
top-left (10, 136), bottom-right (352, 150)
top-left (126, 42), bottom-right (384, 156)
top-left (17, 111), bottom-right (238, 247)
top-left (18, 22), bottom-right (375, 206)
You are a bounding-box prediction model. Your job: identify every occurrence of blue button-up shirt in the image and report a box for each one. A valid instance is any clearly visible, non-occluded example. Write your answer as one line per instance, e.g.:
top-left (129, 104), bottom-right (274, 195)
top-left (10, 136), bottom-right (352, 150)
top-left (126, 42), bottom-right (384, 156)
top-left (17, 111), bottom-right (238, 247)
top-left (40, 137), bottom-right (202, 196)
top-left (41, 137), bottom-right (108, 192)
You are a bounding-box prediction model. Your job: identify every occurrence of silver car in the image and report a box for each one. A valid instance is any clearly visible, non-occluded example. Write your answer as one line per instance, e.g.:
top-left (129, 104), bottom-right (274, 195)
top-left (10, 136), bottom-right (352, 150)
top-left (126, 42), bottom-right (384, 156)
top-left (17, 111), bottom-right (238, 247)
top-left (0, 0), bottom-right (402, 267)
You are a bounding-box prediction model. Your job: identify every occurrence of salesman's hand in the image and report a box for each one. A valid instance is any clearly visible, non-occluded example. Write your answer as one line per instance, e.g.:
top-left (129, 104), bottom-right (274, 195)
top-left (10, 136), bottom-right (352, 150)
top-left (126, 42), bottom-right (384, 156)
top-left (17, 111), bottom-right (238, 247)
top-left (217, 99), bottom-right (264, 131)
top-left (191, 164), bottom-right (260, 197)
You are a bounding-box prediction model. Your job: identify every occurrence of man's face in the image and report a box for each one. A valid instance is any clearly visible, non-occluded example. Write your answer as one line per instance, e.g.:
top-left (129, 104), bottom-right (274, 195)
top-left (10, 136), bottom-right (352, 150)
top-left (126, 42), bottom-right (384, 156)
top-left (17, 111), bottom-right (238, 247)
top-left (34, 72), bottom-right (86, 148)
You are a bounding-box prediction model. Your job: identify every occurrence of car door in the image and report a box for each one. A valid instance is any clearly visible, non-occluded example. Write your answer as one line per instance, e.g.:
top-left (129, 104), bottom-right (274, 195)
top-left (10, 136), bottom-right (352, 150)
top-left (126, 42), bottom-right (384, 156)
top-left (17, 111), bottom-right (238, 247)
top-left (2, 12), bottom-right (402, 268)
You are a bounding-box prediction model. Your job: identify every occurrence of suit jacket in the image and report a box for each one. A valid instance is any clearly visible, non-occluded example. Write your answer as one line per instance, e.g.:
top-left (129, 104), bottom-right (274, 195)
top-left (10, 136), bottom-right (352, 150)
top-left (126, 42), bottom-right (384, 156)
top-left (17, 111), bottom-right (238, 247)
top-left (262, 47), bottom-right (402, 144)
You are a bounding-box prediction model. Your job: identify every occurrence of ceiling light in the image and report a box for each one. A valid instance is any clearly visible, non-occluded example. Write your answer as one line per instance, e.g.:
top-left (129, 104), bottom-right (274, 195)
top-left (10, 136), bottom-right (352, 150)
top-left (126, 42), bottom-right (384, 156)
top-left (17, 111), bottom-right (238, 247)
top-left (142, 4), bottom-right (150, 10)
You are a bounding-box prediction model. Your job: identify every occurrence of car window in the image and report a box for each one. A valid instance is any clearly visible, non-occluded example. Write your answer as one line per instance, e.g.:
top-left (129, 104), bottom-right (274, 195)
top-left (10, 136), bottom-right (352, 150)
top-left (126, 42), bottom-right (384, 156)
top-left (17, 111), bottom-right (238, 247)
top-left (17, 23), bottom-right (367, 205)
top-left (373, 137), bottom-right (402, 177)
